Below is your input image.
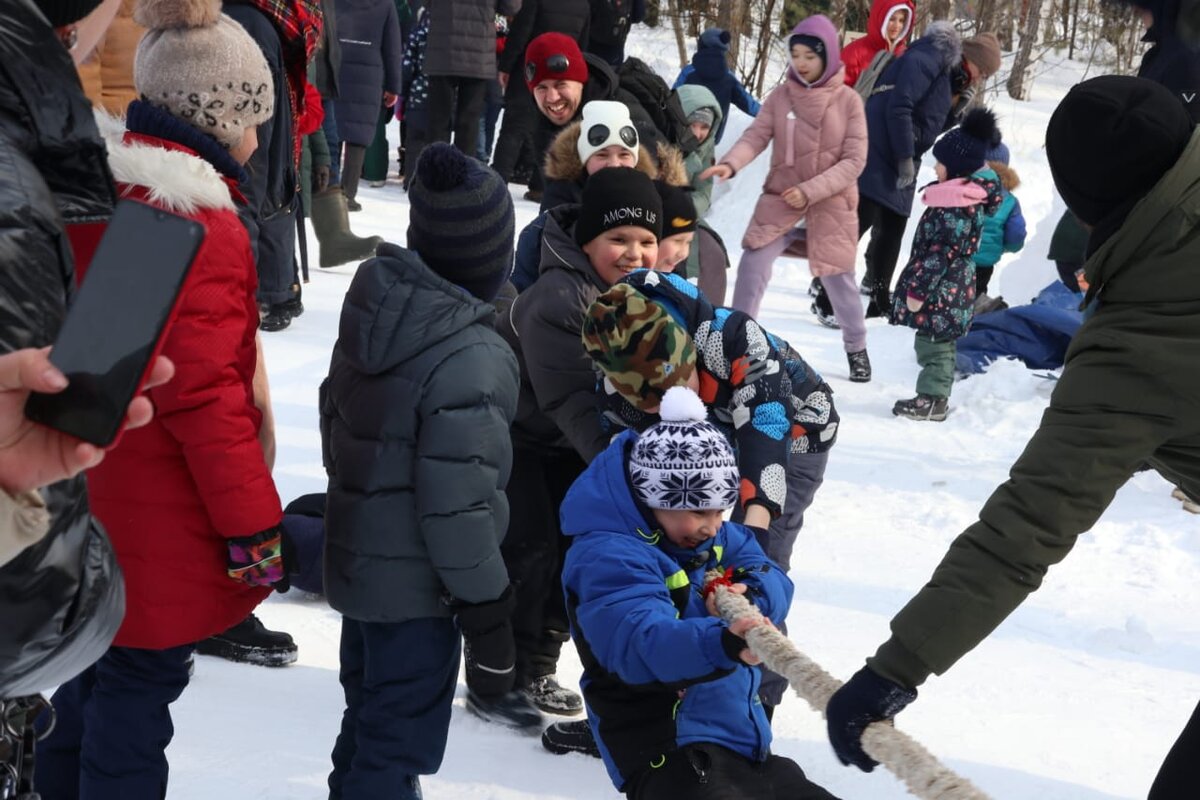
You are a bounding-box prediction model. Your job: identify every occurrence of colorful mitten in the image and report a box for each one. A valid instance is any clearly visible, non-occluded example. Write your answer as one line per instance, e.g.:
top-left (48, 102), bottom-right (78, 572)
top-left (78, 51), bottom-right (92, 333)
top-left (226, 526), bottom-right (289, 591)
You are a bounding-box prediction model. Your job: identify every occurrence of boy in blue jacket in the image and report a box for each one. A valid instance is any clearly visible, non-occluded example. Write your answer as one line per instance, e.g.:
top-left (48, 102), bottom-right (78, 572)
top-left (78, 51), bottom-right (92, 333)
top-left (972, 134), bottom-right (1027, 308)
top-left (558, 386), bottom-right (838, 799)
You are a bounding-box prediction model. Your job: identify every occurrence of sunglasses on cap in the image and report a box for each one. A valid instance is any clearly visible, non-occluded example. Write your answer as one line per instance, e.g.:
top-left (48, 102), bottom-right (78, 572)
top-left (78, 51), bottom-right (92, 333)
top-left (525, 53), bottom-right (571, 85)
top-left (587, 123), bottom-right (638, 149)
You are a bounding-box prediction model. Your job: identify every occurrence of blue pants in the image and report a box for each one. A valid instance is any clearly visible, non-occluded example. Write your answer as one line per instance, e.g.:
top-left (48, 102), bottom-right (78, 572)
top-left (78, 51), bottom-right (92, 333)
top-left (328, 616), bottom-right (461, 800)
top-left (34, 644), bottom-right (194, 800)
top-left (323, 98), bottom-right (341, 185)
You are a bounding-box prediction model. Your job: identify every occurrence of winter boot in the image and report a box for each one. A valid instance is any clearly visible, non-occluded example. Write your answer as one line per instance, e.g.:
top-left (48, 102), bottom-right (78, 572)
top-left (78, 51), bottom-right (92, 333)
top-left (542, 719), bottom-right (601, 758)
top-left (195, 613), bottom-right (298, 667)
top-left (859, 276), bottom-right (875, 296)
top-left (522, 675), bottom-right (583, 716)
top-left (892, 394), bottom-right (949, 422)
top-left (258, 302), bottom-right (292, 332)
top-left (465, 690), bottom-right (543, 733)
top-left (310, 188), bottom-right (383, 268)
top-left (974, 293), bottom-right (1008, 315)
top-left (865, 285), bottom-right (891, 319)
top-left (1172, 486), bottom-right (1200, 514)
top-left (523, 188), bottom-right (543, 203)
top-left (847, 349), bottom-right (872, 383)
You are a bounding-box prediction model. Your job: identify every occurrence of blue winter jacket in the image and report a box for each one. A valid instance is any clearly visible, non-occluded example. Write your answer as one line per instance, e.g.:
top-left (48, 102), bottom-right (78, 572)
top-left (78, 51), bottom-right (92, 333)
top-left (673, 28), bottom-right (760, 143)
top-left (560, 431), bottom-right (793, 790)
top-left (972, 167), bottom-right (1026, 267)
top-left (859, 21), bottom-right (961, 216)
top-left (333, 0), bottom-right (403, 146)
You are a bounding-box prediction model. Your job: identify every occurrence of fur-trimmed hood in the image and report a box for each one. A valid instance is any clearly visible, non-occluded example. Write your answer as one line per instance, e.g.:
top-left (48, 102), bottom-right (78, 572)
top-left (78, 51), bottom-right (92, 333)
top-left (544, 121), bottom-right (689, 187)
top-left (914, 20), bottom-right (962, 72)
top-left (94, 110), bottom-right (237, 215)
top-left (987, 160), bottom-right (1020, 191)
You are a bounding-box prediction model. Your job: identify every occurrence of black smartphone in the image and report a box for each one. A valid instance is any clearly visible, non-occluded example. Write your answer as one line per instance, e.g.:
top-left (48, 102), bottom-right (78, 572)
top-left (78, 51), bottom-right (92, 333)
top-left (25, 200), bottom-right (205, 447)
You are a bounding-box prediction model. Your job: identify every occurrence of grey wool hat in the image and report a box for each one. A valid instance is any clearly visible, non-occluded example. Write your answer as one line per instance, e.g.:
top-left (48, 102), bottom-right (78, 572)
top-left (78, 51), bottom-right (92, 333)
top-left (406, 143), bottom-right (516, 302)
top-left (134, 0), bottom-right (274, 149)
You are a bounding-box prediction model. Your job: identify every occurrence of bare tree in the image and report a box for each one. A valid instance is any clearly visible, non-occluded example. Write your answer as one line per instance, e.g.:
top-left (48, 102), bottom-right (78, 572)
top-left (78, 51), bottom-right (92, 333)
top-left (1007, 0), bottom-right (1046, 99)
top-left (828, 0), bottom-right (849, 35)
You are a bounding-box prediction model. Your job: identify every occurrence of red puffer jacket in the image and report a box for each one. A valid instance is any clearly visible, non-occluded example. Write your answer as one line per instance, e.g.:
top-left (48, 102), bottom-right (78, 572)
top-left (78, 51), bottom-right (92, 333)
top-left (842, 0), bottom-right (914, 88)
top-left (84, 127), bottom-right (282, 649)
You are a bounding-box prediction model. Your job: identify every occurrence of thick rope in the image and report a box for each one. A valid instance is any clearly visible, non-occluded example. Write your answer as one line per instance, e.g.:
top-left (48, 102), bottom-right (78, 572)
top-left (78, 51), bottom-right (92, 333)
top-left (706, 570), bottom-right (991, 800)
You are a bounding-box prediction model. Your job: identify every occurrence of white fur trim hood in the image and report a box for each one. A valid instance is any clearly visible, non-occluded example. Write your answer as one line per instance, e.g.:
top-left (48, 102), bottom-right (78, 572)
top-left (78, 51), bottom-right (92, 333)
top-left (94, 110), bottom-right (236, 214)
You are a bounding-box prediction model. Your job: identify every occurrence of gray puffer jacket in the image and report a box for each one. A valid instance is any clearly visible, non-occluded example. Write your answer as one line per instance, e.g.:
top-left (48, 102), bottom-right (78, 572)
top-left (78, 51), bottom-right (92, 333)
top-left (320, 244), bottom-right (519, 620)
top-left (496, 205), bottom-right (610, 461)
top-left (424, 0), bottom-right (521, 80)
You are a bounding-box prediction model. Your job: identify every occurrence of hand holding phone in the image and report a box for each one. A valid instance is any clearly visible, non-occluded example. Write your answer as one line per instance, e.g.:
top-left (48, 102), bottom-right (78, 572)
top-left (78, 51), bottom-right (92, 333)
top-left (25, 200), bottom-right (204, 447)
top-left (0, 348), bottom-right (174, 493)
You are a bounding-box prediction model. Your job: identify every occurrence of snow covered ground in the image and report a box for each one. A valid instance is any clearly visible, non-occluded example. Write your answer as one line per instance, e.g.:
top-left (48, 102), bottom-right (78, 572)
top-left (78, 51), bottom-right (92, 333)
top-left (166, 28), bottom-right (1199, 800)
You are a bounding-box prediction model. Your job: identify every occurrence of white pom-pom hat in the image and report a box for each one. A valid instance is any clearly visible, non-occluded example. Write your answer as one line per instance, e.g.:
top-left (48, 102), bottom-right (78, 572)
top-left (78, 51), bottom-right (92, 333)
top-left (629, 387), bottom-right (740, 511)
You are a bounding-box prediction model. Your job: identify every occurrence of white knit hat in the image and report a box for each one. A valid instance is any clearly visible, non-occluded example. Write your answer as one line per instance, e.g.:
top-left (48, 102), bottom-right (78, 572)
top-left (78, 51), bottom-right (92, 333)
top-left (629, 387), bottom-right (739, 511)
top-left (576, 101), bottom-right (640, 168)
top-left (134, 0), bottom-right (274, 149)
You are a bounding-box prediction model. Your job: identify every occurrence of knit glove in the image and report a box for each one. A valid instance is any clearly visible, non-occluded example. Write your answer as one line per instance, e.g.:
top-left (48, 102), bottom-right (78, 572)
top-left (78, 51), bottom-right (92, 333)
top-left (826, 666), bottom-right (918, 772)
top-left (895, 158), bottom-right (917, 190)
top-left (453, 585), bottom-right (518, 697)
top-left (226, 525), bottom-right (292, 592)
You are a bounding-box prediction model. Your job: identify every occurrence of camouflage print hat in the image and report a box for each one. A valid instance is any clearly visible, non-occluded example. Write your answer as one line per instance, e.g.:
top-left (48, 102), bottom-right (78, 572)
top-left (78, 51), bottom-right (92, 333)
top-left (582, 283), bottom-right (697, 412)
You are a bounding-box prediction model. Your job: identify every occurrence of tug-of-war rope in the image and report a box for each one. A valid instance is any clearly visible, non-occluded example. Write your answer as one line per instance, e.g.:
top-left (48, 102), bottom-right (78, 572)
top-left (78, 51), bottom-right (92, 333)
top-left (705, 570), bottom-right (991, 800)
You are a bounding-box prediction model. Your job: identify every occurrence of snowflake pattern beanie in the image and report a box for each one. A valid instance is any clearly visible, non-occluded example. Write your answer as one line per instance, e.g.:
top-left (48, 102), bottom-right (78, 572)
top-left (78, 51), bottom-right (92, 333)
top-left (629, 387), bottom-right (739, 511)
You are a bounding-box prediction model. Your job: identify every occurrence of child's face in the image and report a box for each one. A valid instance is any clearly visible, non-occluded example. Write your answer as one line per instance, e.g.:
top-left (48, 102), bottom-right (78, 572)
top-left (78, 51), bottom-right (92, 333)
top-left (229, 126), bottom-right (259, 165)
top-left (655, 232), bottom-right (694, 271)
top-left (582, 225), bottom-right (659, 285)
top-left (653, 508), bottom-right (726, 550)
top-left (790, 44), bottom-right (823, 83)
top-left (688, 120), bottom-right (712, 144)
top-left (886, 9), bottom-right (909, 44)
top-left (585, 145), bottom-right (637, 175)
top-left (934, 162), bottom-right (948, 182)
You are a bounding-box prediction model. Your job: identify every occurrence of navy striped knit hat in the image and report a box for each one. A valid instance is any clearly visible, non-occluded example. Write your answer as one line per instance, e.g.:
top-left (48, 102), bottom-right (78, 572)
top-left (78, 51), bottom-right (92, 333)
top-left (406, 143), bottom-right (515, 302)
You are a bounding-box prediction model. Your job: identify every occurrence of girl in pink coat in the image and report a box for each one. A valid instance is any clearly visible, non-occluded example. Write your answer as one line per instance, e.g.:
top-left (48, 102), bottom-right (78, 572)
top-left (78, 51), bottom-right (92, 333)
top-left (704, 15), bottom-right (871, 382)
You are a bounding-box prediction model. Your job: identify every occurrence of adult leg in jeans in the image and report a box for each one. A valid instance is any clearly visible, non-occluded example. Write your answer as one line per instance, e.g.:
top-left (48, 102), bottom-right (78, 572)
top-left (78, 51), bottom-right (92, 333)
top-left (732, 450), bottom-right (829, 709)
top-left (256, 204), bottom-right (299, 309)
top-left (821, 271), bottom-right (867, 353)
top-left (322, 98), bottom-right (342, 185)
top-left (35, 665), bottom-right (97, 799)
top-left (1149, 698), bottom-right (1200, 799)
top-left (730, 229), bottom-right (797, 318)
top-left (451, 77), bottom-right (488, 157)
top-left (334, 617), bottom-right (460, 800)
top-left (341, 144), bottom-right (368, 204)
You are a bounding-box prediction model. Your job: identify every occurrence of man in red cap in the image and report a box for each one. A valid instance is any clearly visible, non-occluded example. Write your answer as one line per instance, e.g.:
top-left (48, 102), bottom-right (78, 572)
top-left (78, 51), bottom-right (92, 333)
top-left (522, 31), bottom-right (654, 201)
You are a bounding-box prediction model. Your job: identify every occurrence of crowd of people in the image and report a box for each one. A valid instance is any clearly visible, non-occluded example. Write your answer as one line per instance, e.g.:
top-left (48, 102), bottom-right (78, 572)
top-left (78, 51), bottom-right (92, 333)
top-left (1, 0), bottom-right (1199, 798)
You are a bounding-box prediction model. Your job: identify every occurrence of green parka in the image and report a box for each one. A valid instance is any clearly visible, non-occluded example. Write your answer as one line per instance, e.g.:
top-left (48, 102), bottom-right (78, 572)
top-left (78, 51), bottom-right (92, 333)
top-left (870, 129), bottom-right (1200, 689)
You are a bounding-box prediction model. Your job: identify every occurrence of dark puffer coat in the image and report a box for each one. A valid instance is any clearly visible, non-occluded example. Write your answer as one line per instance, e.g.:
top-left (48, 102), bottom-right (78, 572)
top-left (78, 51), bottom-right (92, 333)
top-left (859, 21), bottom-right (961, 217)
top-left (0, 0), bottom-right (123, 699)
top-left (424, 0), bottom-right (522, 80)
top-left (331, 0), bottom-right (403, 146)
top-left (498, 0), bottom-right (591, 76)
top-left (320, 244), bottom-right (518, 620)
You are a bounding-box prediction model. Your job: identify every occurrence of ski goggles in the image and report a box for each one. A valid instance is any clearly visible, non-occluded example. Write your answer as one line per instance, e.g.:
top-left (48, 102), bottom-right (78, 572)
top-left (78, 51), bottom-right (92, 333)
top-left (525, 53), bottom-right (571, 86)
top-left (586, 122), bottom-right (639, 150)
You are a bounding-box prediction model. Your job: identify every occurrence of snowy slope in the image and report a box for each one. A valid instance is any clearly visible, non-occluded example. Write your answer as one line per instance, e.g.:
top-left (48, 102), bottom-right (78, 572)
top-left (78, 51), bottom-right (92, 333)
top-left (165, 27), bottom-right (1200, 800)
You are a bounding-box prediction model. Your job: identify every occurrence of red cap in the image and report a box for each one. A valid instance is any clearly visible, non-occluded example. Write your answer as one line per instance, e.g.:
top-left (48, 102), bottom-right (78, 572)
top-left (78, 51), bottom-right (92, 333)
top-left (523, 33), bottom-right (588, 90)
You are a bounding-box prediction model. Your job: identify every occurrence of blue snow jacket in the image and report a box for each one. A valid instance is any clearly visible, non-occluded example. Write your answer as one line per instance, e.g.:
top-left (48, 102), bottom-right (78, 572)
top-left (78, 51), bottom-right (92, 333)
top-left (673, 28), bottom-right (760, 144)
top-left (859, 21), bottom-right (961, 217)
top-left (973, 166), bottom-right (1026, 267)
top-left (560, 431), bottom-right (793, 790)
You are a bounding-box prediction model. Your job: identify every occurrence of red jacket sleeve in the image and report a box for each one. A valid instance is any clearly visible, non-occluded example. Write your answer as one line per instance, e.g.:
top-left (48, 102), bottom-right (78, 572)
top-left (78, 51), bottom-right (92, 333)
top-left (150, 210), bottom-right (282, 538)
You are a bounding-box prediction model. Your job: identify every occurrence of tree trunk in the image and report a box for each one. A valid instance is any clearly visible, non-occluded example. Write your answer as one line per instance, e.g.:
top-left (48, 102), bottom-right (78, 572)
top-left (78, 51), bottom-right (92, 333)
top-left (929, 0), bottom-right (952, 22)
top-left (754, 0), bottom-right (780, 95)
top-left (670, 0), bottom-right (689, 69)
top-left (1069, 0), bottom-right (1079, 57)
top-left (828, 0), bottom-right (849, 36)
top-left (1007, 0), bottom-right (1046, 99)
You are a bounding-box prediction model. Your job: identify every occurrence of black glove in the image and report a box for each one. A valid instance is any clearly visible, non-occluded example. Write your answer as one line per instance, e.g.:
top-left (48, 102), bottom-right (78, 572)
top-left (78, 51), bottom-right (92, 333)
top-left (895, 159), bottom-right (917, 190)
top-left (826, 666), bottom-right (918, 772)
top-left (453, 585), bottom-right (518, 697)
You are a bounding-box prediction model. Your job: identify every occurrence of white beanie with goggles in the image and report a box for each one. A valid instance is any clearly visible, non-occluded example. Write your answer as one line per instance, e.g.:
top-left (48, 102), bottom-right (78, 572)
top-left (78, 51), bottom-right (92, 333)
top-left (576, 101), bottom-right (640, 167)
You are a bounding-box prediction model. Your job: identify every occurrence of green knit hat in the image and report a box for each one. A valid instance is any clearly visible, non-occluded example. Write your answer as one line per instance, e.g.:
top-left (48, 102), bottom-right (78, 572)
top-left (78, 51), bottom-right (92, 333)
top-left (582, 283), bottom-right (697, 412)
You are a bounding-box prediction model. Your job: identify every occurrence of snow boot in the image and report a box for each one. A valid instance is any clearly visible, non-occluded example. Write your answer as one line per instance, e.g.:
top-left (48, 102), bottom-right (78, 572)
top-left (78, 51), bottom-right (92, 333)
top-left (859, 276), bottom-right (875, 296)
top-left (974, 293), bottom-right (1008, 315)
top-left (522, 675), bottom-right (583, 716)
top-left (310, 188), bottom-right (383, 268)
top-left (258, 302), bottom-right (292, 332)
top-left (1172, 486), bottom-right (1200, 514)
top-left (195, 613), bottom-right (298, 667)
top-left (542, 719), bottom-right (601, 758)
top-left (865, 285), bottom-right (891, 319)
top-left (465, 690), bottom-right (543, 733)
top-left (892, 394), bottom-right (949, 422)
top-left (847, 349), bottom-right (872, 383)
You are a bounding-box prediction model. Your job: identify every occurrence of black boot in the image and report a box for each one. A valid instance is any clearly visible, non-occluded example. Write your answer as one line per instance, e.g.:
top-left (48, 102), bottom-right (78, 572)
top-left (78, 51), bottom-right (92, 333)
top-left (847, 349), bottom-right (872, 383)
top-left (522, 675), bottom-right (583, 716)
top-left (865, 285), bottom-right (891, 319)
top-left (195, 613), bottom-right (298, 667)
top-left (258, 302), bottom-right (292, 332)
top-left (464, 690), bottom-right (543, 733)
top-left (892, 394), bottom-right (949, 422)
top-left (542, 719), bottom-right (601, 758)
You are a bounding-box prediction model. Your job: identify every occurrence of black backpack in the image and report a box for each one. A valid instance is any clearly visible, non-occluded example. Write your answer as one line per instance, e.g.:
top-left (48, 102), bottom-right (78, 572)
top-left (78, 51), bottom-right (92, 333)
top-left (590, 0), bottom-right (634, 46)
top-left (616, 57), bottom-right (700, 155)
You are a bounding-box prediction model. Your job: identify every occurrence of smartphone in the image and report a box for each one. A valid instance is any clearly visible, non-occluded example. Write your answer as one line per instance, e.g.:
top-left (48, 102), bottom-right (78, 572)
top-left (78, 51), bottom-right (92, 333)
top-left (25, 200), bottom-right (205, 446)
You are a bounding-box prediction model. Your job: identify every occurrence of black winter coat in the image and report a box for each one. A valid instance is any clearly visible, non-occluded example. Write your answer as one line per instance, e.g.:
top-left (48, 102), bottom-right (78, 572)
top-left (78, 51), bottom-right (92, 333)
top-left (0, 0), bottom-right (124, 699)
top-left (320, 244), bottom-right (518, 620)
top-left (331, 0), bottom-right (403, 146)
top-left (424, 0), bottom-right (521, 80)
top-left (859, 21), bottom-right (960, 217)
top-left (495, 206), bottom-right (610, 460)
top-left (311, 0), bottom-right (342, 99)
top-left (498, 0), bottom-right (591, 75)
